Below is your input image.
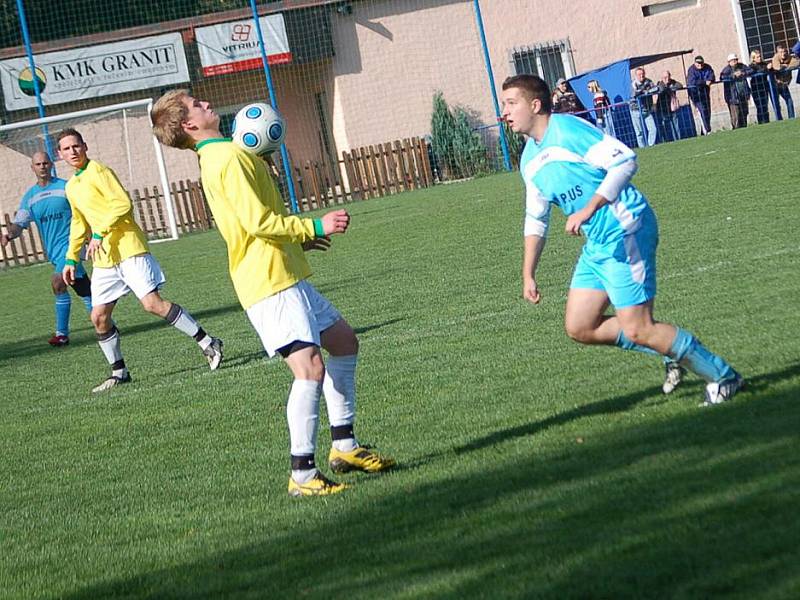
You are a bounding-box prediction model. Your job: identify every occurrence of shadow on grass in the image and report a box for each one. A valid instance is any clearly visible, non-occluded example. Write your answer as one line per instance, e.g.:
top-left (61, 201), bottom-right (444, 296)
top-left (65, 366), bottom-right (800, 599)
top-left (123, 319), bottom-right (407, 379)
top-left (353, 318), bottom-right (403, 336)
top-left (0, 304), bottom-right (241, 365)
top-left (439, 363), bottom-right (800, 459)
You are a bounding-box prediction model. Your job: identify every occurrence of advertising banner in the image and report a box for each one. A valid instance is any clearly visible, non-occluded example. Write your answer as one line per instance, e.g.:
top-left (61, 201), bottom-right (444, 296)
top-left (0, 32), bottom-right (189, 111)
top-left (195, 14), bottom-right (292, 77)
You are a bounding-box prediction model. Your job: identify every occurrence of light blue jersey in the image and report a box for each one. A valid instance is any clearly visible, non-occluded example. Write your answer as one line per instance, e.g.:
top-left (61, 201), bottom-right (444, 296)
top-left (519, 113), bottom-right (652, 249)
top-left (14, 178), bottom-right (84, 275)
top-left (519, 114), bottom-right (657, 307)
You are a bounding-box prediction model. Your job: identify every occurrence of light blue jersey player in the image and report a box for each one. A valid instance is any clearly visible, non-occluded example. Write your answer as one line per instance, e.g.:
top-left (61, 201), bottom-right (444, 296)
top-left (500, 74), bottom-right (743, 405)
top-left (0, 152), bottom-right (92, 346)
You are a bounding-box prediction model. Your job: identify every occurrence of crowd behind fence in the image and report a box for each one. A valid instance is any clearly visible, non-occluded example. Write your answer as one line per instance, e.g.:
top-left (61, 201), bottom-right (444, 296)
top-left (564, 65), bottom-right (800, 151)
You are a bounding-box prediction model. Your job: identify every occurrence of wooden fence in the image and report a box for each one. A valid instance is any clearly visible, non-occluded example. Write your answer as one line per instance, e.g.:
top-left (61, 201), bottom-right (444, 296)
top-left (0, 179), bottom-right (213, 269)
top-left (0, 137), bottom-right (433, 268)
top-left (291, 136), bottom-right (433, 211)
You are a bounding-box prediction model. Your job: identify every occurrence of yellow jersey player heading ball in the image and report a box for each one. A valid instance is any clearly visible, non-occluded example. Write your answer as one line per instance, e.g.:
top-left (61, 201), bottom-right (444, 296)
top-left (151, 92), bottom-right (395, 497)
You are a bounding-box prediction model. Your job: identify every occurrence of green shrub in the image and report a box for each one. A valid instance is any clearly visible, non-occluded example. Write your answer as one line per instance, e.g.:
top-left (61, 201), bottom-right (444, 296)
top-left (430, 91), bottom-right (490, 180)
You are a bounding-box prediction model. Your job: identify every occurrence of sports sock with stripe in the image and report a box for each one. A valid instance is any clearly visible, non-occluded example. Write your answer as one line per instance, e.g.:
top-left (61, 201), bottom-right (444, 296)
top-left (97, 326), bottom-right (127, 377)
top-left (288, 379), bottom-right (322, 483)
top-left (669, 327), bottom-right (735, 383)
top-left (165, 303), bottom-right (212, 350)
top-left (323, 354), bottom-right (358, 452)
top-left (54, 292), bottom-right (71, 336)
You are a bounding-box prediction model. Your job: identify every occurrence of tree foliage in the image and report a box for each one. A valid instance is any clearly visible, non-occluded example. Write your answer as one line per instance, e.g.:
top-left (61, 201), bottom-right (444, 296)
top-left (430, 90), bottom-right (490, 181)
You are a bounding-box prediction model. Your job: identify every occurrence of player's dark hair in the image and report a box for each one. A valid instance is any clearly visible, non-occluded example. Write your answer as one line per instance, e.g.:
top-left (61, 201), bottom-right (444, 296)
top-left (57, 128), bottom-right (85, 145)
top-left (502, 75), bottom-right (552, 113)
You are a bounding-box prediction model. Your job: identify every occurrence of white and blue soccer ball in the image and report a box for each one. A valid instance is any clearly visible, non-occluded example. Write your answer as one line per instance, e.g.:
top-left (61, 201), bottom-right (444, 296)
top-left (231, 102), bottom-right (286, 155)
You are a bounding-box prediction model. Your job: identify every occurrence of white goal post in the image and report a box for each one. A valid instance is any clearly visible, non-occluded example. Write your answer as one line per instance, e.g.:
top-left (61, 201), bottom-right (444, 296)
top-left (0, 98), bottom-right (178, 241)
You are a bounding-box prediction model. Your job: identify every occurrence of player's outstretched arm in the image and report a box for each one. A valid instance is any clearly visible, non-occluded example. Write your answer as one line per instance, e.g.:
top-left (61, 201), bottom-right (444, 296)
top-left (523, 234), bottom-right (546, 304)
top-left (224, 155), bottom-right (320, 243)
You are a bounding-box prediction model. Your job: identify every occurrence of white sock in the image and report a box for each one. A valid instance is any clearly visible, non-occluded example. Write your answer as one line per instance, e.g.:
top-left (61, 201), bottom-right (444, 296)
top-left (291, 468), bottom-right (317, 484)
top-left (288, 379), bottom-right (322, 481)
top-left (97, 327), bottom-right (123, 365)
top-left (323, 354), bottom-right (358, 452)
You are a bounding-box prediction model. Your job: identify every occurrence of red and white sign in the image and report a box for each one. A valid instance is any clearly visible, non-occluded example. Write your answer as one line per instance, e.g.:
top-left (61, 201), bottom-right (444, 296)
top-left (195, 14), bottom-right (292, 77)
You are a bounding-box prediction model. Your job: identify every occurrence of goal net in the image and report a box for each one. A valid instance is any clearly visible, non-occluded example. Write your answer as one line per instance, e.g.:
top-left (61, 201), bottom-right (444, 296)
top-left (0, 99), bottom-right (179, 243)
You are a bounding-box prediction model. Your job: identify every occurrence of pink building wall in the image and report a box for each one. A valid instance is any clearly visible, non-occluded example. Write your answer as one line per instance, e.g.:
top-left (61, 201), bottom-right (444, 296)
top-left (327, 0), bottom-right (753, 153)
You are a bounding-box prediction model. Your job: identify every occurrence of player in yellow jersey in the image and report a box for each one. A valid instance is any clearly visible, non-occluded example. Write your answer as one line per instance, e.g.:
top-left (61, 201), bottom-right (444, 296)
top-left (151, 91), bottom-right (395, 497)
top-left (57, 128), bottom-right (224, 393)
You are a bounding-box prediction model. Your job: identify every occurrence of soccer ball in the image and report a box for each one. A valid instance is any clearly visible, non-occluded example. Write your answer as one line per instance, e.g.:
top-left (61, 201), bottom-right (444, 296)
top-left (232, 102), bottom-right (286, 155)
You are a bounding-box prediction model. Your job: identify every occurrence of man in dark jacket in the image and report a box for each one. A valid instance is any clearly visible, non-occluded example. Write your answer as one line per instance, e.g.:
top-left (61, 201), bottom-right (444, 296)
top-left (687, 55), bottom-right (715, 133)
top-left (720, 53), bottom-right (751, 129)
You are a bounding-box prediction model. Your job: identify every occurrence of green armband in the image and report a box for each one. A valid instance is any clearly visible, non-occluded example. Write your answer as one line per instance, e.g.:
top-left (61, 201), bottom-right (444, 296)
top-left (312, 219), bottom-right (325, 238)
top-left (65, 259), bottom-right (78, 267)
top-left (91, 233), bottom-right (103, 240)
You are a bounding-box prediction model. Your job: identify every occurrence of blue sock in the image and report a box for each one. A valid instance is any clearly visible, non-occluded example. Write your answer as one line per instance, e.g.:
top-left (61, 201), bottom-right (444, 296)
top-left (669, 328), bottom-right (735, 383)
top-left (615, 330), bottom-right (664, 357)
top-left (54, 292), bottom-right (71, 336)
top-left (80, 295), bottom-right (93, 313)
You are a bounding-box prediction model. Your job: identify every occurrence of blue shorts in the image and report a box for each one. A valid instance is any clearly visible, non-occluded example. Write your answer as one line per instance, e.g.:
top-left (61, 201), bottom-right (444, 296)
top-left (52, 256), bottom-right (87, 279)
top-left (570, 213), bottom-right (658, 309)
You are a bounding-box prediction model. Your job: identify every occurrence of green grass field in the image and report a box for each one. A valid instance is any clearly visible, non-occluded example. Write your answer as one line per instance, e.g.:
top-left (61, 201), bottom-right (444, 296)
top-left (2, 120), bottom-right (799, 599)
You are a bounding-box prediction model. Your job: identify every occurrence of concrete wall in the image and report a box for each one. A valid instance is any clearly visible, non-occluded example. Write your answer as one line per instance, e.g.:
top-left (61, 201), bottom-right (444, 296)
top-left (325, 0), bottom-right (755, 153)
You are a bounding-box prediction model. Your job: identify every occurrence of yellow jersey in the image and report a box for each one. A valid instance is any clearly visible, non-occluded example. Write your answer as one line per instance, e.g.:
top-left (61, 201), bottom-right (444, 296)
top-left (65, 160), bottom-right (149, 268)
top-left (196, 139), bottom-right (322, 309)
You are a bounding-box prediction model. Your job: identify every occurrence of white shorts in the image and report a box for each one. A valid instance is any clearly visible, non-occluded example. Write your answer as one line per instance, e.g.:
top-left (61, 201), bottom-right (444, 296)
top-left (246, 280), bottom-right (342, 357)
top-left (91, 253), bottom-right (166, 306)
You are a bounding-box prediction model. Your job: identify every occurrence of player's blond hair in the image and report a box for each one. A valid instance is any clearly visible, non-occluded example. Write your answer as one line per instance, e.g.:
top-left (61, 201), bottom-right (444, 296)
top-left (151, 89), bottom-right (194, 150)
top-left (587, 79), bottom-right (601, 94)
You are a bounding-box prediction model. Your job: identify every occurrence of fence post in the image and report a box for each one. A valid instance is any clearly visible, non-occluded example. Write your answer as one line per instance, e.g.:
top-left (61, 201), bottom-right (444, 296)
top-left (170, 182), bottom-right (187, 234)
top-left (472, 0), bottom-right (511, 171)
top-left (0, 218), bottom-right (12, 268)
top-left (418, 137), bottom-right (434, 187)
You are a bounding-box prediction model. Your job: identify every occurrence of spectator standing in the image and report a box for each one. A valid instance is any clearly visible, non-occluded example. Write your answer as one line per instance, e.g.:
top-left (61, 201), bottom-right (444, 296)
top-left (748, 49), bottom-right (771, 124)
top-left (552, 78), bottom-right (583, 114)
top-left (687, 55), bottom-right (715, 134)
top-left (587, 79), bottom-right (613, 135)
top-left (655, 71), bottom-right (683, 142)
top-left (770, 44), bottom-right (799, 119)
top-left (721, 53), bottom-right (751, 129)
top-left (630, 67), bottom-right (657, 147)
